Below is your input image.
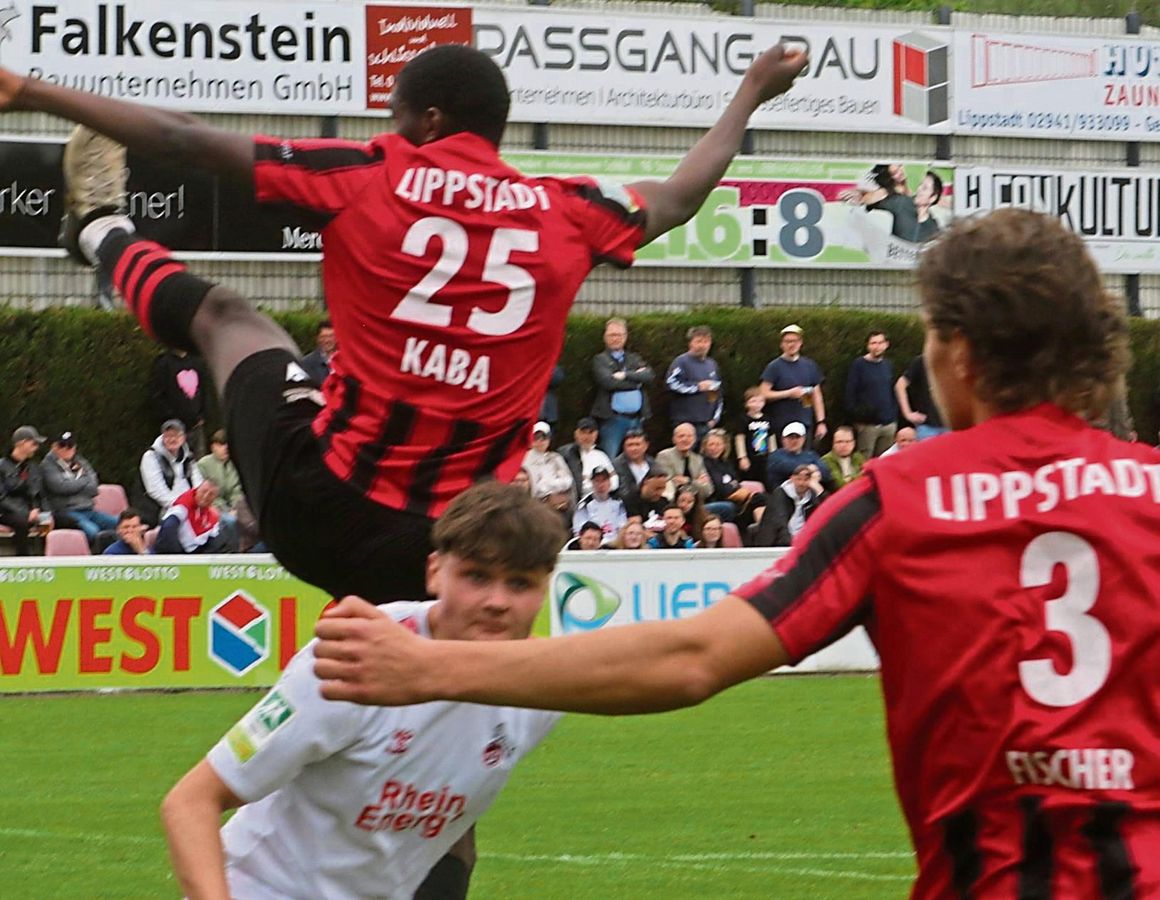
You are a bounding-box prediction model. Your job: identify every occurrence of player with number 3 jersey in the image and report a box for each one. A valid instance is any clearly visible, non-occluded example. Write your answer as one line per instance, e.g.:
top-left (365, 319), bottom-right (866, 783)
top-left (0, 42), bottom-right (807, 602)
top-left (315, 209), bottom-right (1160, 899)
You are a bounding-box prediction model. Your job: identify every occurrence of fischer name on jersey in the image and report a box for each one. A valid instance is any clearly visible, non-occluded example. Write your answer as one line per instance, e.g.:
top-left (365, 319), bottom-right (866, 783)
top-left (253, 133), bottom-right (646, 518)
top-left (734, 405), bottom-right (1160, 899)
top-left (208, 602), bottom-right (561, 899)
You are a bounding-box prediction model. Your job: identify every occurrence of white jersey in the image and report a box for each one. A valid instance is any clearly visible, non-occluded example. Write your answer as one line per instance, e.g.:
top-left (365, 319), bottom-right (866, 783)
top-left (207, 602), bottom-right (561, 899)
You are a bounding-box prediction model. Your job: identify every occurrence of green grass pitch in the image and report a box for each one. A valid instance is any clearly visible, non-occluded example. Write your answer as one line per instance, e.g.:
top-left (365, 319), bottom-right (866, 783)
top-left (0, 675), bottom-right (913, 898)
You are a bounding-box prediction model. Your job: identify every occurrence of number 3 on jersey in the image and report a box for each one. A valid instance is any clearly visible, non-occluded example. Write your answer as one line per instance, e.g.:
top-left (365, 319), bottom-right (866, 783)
top-left (393, 217), bottom-right (537, 336)
top-left (1018, 532), bottom-right (1112, 708)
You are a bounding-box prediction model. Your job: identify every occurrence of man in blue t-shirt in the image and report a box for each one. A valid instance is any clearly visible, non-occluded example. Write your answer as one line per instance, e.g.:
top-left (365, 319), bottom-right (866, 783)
top-left (759, 324), bottom-right (826, 448)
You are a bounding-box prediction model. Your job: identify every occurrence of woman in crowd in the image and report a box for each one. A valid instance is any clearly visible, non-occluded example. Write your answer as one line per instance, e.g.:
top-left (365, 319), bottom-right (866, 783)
top-left (610, 520), bottom-right (648, 550)
top-left (700, 429), bottom-right (765, 535)
top-left (695, 514), bottom-right (725, 549)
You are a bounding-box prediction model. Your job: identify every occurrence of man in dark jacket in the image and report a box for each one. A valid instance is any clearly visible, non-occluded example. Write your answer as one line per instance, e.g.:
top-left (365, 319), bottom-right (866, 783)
top-left (752, 464), bottom-right (823, 547)
top-left (0, 425), bottom-right (49, 555)
top-left (591, 318), bottom-right (654, 457)
top-left (41, 430), bottom-right (118, 546)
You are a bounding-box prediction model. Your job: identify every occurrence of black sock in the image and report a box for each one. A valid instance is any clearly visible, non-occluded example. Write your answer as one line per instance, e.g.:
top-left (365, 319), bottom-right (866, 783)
top-left (98, 231), bottom-right (211, 352)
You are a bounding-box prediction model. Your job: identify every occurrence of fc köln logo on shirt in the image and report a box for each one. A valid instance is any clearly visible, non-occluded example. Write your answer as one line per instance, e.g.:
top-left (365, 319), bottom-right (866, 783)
top-left (482, 724), bottom-right (515, 768)
top-left (386, 729), bottom-right (414, 755)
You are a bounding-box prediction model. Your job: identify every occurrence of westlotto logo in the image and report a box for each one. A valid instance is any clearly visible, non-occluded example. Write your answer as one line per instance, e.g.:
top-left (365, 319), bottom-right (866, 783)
top-left (892, 31), bottom-right (948, 126)
top-left (554, 572), bottom-right (620, 633)
top-left (209, 591), bottom-right (270, 676)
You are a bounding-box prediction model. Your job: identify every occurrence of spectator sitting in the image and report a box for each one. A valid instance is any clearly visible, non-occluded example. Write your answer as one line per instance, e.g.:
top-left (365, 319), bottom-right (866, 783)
top-left (612, 429), bottom-right (657, 497)
top-left (700, 428), bottom-right (765, 529)
top-left (733, 386), bottom-right (773, 479)
top-left (0, 425), bottom-right (50, 556)
top-left (695, 515), bottom-right (725, 549)
top-left (621, 467), bottom-right (671, 532)
top-left (767, 422), bottom-right (834, 492)
top-left (880, 426), bottom-right (918, 458)
top-left (103, 508), bottom-right (151, 555)
top-left (558, 417), bottom-right (617, 498)
top-left (564, 520), bottom-right (604, 551)
top-left (820, 425), bottom-right (866, 490)
top-left (610, 520), bottom-right (648, 550)
top-left (521, 421), bottom-right (574, 515)
top-left (40, 430), bottom-right (117, 547)
top-left (591, 317), bottom-right (654, 458)
top-left (656, 422), bottom-right (716, 504)
top-left (571, 466), bottom-right (627, 546)
top-left (154, 481), bottom-right (229, 555)
top-left (647, 504), bottom-right (695, 550)
top-left (674, 484), bottom-right (709, 543)
top-left (134, 419), bottom-right (203, 527)
top-left (300, 318), bottom-right (337, 386)
top-left (752, 464), bottom-right (824, 548)
top-left (197, 430), bottom-right (250, 551)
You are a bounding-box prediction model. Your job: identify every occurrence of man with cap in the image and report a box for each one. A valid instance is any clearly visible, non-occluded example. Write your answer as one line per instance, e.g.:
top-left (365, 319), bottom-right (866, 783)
top-left (571, 466), bottom-right (627, 546)
top-left (0, 425), bottom-right (49, 555)
top-left (520, 421), bottom-right (574, 515)
top-left (760, 324), bottom-right (827, 448)
top-left (766, 421), bottom-right (834, 492)
top-left (40, 430), bottom-right (118, 547)
top-left (557, 417), bottom-right (617, 499)
top-left (134, 418), bottom-right (203, 526)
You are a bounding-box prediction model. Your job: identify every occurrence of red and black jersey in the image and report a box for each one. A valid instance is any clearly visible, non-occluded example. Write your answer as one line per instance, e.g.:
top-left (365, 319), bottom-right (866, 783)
top-left (253, 132), bottom-right (645, 517)
top-left (735, 404), bottom-right (1160, 898)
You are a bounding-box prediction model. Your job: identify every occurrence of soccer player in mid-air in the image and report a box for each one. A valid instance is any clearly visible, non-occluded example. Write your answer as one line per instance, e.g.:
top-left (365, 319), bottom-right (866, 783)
top-left (0, 43), bottom-right (805, 604)
top-left (315, 209), bottom-right (1160, 897)
top-left (162, 481), bottom-right (568, 899)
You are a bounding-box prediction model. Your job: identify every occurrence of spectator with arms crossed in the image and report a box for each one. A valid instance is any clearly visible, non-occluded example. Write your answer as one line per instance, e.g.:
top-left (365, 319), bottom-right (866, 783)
top-left (162, 482), bottom-right (566, 900)
top-left (591, 317), bottom-right (654, 458)
top-left (315, 210), bottom-right (1160, 899)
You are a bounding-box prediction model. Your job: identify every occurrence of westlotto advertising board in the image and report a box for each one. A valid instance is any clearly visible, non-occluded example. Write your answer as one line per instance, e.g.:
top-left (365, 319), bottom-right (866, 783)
top-left (0, 557), bottom-right (333, 692)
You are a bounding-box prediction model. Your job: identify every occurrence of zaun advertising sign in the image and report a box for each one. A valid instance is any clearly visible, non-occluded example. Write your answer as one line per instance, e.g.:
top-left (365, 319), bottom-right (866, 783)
top-left (0, 557), bottom-right (333, 691)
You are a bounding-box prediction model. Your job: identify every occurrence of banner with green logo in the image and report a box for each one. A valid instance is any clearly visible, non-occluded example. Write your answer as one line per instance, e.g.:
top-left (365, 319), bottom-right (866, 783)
top-left (508, 153), bottom-right (955, 270)
top-left (0, 557), bottom-right (332, 692)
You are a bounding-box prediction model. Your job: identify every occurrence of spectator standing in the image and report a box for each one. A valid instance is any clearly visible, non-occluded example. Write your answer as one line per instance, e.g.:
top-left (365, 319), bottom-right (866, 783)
top-left (300, 319), bottom-right (337, 386)
top-left (558, 417), bottom-right (617, 499)
top-left (819, 425), bottom-right (865, 490)
top-left (766, 422), bottom-right (833, 493)
top-left (612, 429), bottom-right (657, 497)
top-left (40, 430), bottom-right (117, 546)
top-left (149, 348), bottom-right (209, 458)
top-left (760, 324), bottom-right (826, 448)
top-left (571, 466), bottom-right (627, 546)
top-left (103, 508), bottom-right (150, 555)
top-left (521, 422), bottom-right (574, 515)
top-left (895, 355), bottom-right (947, 440)
top-left (845, 330), bottom-right (898, 458)
top-left (0, 425), bottom-right (49, 555)
top-left (538, 362), bottom-right (566, 430)
top-left (665, 325), bottom-right (722, 440)
top-left (591, 318), bottom-right (655, 458)
top-left (154, 481), bottom-right (228, 555)
top-left (134, 419), bottom-right (203, 526)
top-left (733, 386), bottom-right (773, 480)
top-left (647, 505), bottom-right (695, 549)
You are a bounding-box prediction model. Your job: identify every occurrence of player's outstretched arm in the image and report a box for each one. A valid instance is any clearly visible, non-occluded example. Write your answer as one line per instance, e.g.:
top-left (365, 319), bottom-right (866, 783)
top-left (0, 67), bottom-right (252, 180)
top-left (160, 759), bottom-right (245, 900)
top-left (314, 594), bottom-right (788, 714)
top-left (629, 44), bottom-right (807, 246)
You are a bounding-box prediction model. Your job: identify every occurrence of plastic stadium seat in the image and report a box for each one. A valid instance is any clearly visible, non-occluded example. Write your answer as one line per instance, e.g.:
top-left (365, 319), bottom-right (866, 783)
top-left (144, 528), bottom-right (159, 551)
top-left (94, 483), bottom-right (129, 517)
top-left (720, 522), bottom-right (744, 548)
top-left (45, 528), bottom-right (91, 557)
top-left (741, 480), bottom-right (766, 495)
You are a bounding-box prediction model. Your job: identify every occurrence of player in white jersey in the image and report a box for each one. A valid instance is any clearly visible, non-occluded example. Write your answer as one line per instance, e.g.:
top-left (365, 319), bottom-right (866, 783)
top-left (160, 481), bottom-right (566, 899)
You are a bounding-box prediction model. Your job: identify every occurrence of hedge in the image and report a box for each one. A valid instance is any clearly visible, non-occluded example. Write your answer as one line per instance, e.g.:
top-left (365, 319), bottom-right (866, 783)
top-left (1, 306), bottom-right (1156, 492)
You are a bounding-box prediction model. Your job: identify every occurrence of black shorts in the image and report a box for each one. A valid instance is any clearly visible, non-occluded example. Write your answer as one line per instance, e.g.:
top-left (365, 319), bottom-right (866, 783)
top-left (223, 348), bottom-right (432, 602)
